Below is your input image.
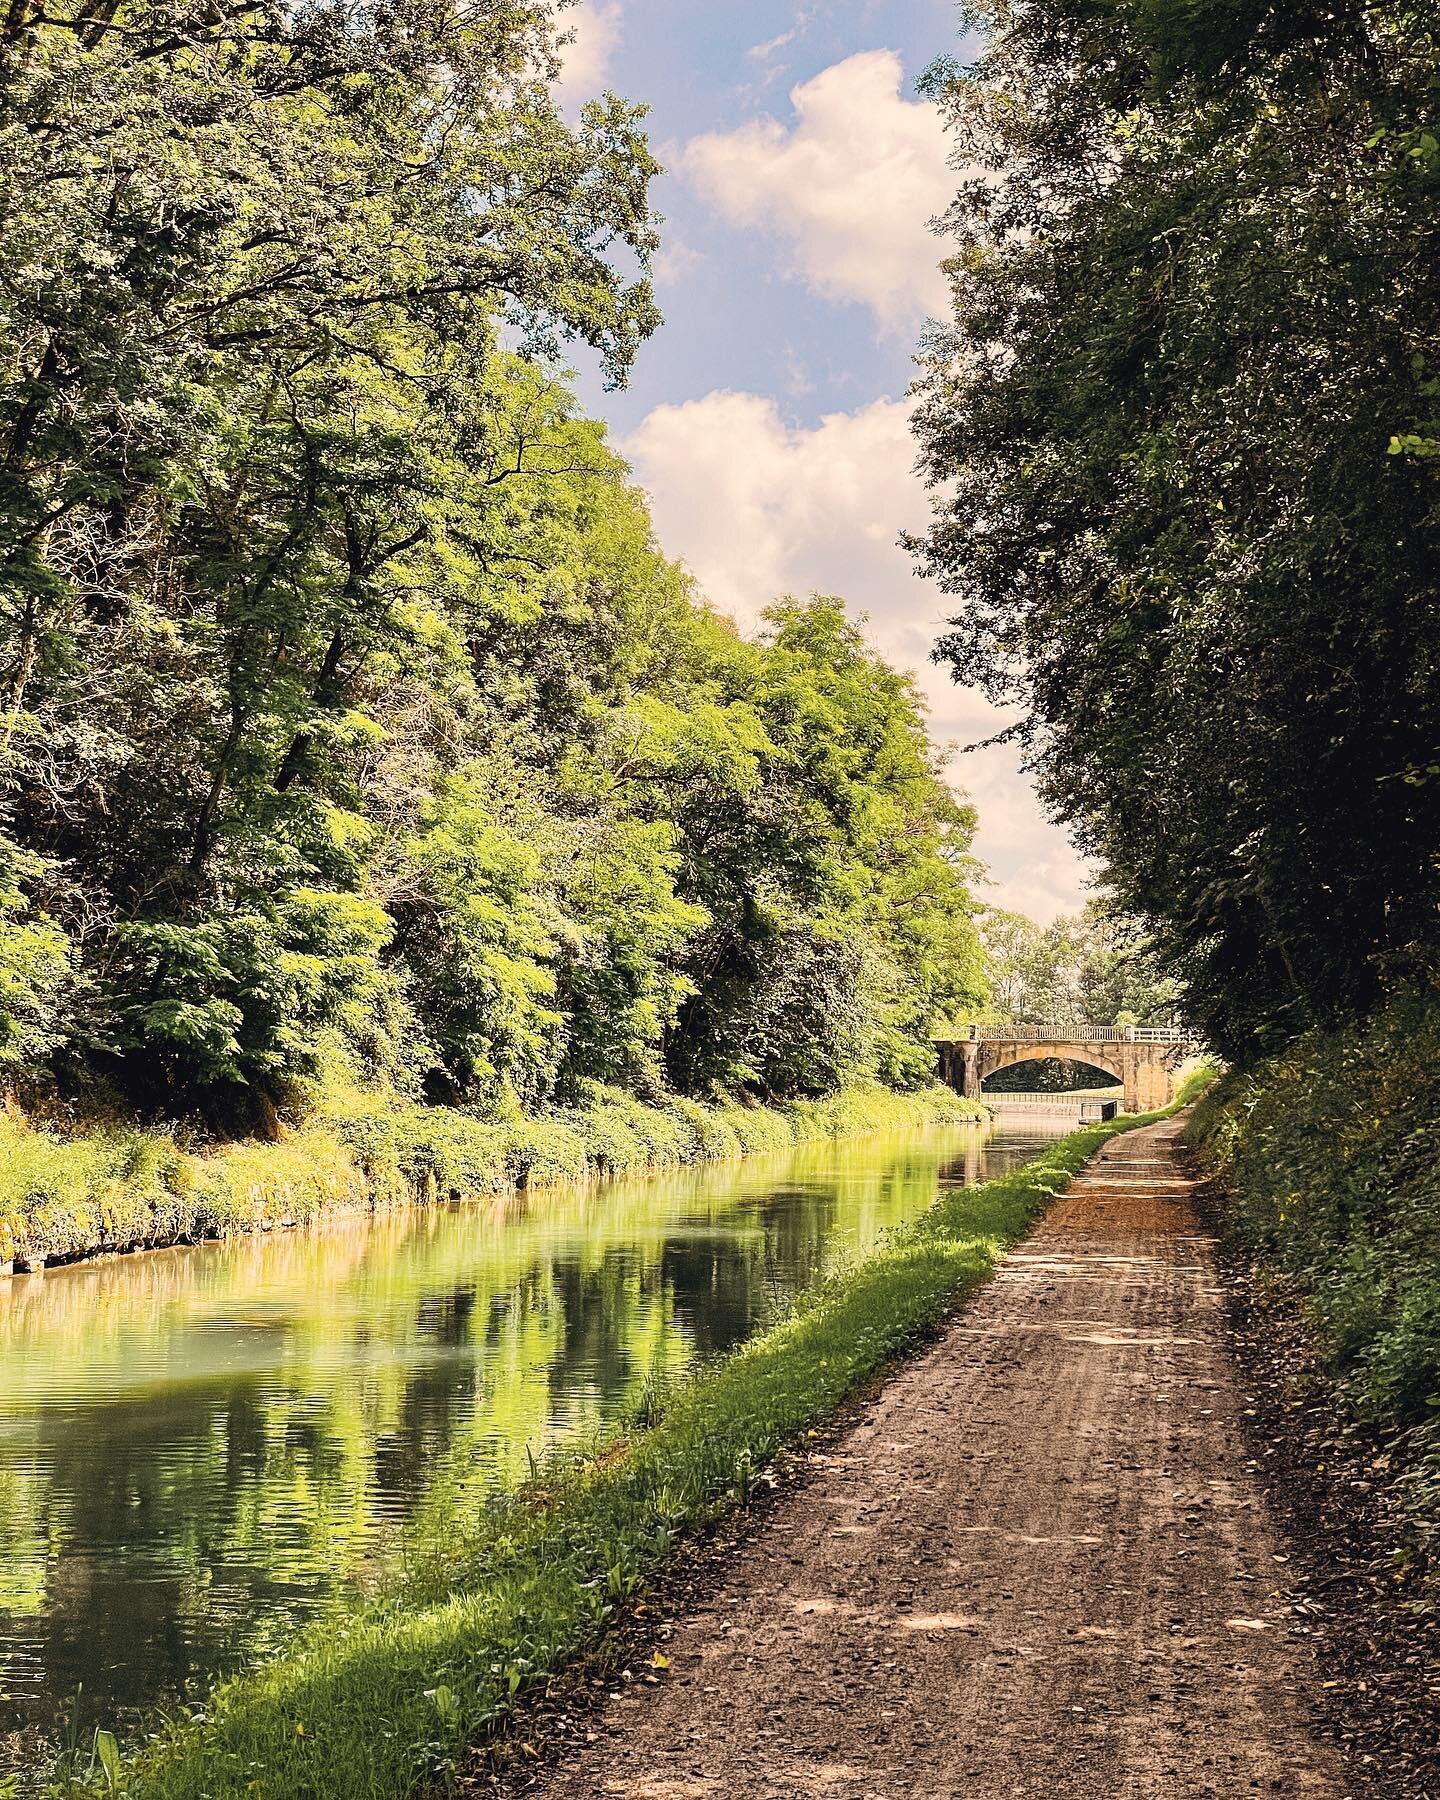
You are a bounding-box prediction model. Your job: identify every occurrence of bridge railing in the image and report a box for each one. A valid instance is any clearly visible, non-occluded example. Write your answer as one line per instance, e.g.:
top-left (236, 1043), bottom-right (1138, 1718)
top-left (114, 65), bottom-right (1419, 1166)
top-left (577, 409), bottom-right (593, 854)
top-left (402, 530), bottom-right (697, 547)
top-left (946, 1023), bottom-right (1197, 1046)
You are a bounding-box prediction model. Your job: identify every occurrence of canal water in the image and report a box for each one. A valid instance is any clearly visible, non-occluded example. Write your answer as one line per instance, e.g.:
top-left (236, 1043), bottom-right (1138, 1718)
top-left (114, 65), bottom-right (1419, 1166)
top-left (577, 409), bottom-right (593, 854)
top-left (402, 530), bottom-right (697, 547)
top-left (0, 1116), bottom-right (1066, 1764)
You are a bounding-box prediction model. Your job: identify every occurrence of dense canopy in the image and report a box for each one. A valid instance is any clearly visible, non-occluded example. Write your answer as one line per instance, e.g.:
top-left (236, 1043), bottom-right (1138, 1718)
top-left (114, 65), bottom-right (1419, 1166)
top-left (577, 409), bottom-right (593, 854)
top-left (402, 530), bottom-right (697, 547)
top-left (914, 0), bottom-right (1440, 1058)
top-left (0, 0), bottom-right (985, 1124)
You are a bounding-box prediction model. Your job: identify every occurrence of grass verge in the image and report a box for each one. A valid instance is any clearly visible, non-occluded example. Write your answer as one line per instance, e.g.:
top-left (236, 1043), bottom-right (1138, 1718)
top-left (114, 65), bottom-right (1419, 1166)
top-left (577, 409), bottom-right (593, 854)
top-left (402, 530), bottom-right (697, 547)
top-left (1174, 1057), bottom-right (1222, 1107)
top-left (93, 1104), bottom-right (1177, 1799)
top-left (1, 1082), bottom-right (985, 1272)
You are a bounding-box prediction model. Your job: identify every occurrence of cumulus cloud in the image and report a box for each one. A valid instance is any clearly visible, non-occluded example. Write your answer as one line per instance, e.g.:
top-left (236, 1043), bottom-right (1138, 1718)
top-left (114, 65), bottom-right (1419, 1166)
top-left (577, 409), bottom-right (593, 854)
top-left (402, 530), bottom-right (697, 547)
top-left (680, 50), bottom-right (953, 329)
top-left (622, 390), bottom-right (1092, 923)
top-left (554, 0), bottom-right (623, 108)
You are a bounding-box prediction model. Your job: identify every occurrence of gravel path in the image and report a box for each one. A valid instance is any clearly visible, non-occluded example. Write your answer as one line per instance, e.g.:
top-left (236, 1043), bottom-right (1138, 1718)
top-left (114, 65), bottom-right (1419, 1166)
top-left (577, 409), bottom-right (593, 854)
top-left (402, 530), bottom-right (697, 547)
top-left (524, 1116), bottom-right (1348, 1800)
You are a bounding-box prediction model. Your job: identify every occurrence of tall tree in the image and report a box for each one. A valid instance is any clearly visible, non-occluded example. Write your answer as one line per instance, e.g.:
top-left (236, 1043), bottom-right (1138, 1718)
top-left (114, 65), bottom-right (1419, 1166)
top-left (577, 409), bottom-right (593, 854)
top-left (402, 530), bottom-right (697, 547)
top-left (978, 901), bottom-right (1180, 1028)
top-left (0, 1), bottom-right (988, 1125)
top-left (913, 1), bottom-right (1440, 1059)
top-left (0, 0), bottom-right (660, 1112)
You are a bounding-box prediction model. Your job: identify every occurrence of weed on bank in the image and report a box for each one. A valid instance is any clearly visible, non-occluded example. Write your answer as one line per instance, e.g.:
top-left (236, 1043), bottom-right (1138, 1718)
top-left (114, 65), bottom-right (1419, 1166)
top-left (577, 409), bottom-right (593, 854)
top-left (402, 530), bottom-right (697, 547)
top-left (2, 1083), bottom-right (984, 1274)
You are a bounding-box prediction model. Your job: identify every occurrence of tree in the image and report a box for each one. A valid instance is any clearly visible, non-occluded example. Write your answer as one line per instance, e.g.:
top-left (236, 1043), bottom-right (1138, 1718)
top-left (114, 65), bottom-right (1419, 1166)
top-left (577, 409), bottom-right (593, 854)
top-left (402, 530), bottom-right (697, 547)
top-left (0, 0), bottom-right (661, 1116)
top-left (913, 1), bottom-right (1440, 1061)
top-left (659, 599), bottom-right (986, 1098)
top-left (978, 900), bottom-right (1180, 1028)
top-left (0, 2), bottom-right (988, 1125)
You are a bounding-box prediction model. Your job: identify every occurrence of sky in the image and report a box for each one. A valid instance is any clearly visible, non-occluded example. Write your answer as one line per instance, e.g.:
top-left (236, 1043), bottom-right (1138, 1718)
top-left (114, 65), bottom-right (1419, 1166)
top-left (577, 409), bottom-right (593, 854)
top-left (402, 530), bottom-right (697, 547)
top-left (556, 0), bottom-right (1093, 924)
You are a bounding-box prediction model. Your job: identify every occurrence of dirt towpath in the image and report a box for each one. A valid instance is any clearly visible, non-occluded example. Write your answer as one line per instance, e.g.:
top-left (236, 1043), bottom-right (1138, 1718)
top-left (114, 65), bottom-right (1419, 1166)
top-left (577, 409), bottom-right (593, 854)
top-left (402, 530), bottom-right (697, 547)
top-left (524, 1116), bottom-right (1348, 1800)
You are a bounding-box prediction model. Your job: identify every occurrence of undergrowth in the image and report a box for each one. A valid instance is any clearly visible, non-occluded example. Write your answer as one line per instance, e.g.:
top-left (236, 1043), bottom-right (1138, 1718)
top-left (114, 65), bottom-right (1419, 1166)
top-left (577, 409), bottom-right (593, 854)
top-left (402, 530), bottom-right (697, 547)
top-left (1174, 1057), bottom-right (1221, 1106)
top-left (78, 1104), bottom-right (1175, 1799)
top-left (1185, 990), bottom-right (1440, 1527)
top-left (0, 1082), bottom-right (984, 1271)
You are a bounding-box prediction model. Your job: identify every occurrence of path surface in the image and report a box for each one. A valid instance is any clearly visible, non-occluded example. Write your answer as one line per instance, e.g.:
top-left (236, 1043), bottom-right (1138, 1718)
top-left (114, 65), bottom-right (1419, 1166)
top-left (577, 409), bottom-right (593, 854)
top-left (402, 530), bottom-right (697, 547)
top-left (528, 1117), bottom-right (1347, 1800)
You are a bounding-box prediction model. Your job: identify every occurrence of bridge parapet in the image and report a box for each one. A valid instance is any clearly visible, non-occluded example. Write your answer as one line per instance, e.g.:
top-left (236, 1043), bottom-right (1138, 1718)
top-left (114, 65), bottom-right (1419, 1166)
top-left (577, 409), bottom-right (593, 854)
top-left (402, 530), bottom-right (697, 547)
top-left (958, 1023), bottom-right (1198, 1046)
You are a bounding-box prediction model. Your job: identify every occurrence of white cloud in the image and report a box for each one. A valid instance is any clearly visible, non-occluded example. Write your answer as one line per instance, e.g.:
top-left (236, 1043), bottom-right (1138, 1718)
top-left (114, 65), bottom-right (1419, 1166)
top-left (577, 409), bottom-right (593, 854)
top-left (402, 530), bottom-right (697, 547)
top-left (680, 50), bottom-right (953, 329)
top-left (622, 390), bottom-right (1093, 923)
top-left (555, 0), bottom-right (623, 108)
top-left (748, 29), bottom-right (799, 63)
top-left (780, 345), bottom-right (816, 397)
top-left (652, 235), bottom-right (707, 288)
top-left (746, 4), bottom-right (816, 65)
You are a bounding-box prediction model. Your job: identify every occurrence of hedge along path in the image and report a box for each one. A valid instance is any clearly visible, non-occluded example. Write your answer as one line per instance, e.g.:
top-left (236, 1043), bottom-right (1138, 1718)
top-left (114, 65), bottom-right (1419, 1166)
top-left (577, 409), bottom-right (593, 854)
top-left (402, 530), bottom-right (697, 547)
top-left (113, 1110), bottom-right (1174, 1800)
top-left (520, 1116), bottom-right (1346, 1800)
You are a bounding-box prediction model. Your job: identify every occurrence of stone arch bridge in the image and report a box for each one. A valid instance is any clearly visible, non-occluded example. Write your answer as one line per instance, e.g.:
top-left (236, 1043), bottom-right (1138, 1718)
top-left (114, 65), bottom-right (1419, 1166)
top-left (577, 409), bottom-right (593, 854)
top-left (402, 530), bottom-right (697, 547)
top-left (935, 1025), bottom-right (1203, 1116)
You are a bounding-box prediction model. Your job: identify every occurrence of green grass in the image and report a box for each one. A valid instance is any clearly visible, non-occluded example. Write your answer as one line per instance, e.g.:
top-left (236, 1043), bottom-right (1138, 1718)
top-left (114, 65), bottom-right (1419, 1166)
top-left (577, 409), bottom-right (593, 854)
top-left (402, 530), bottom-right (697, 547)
top-left (1, 1082), bottom-right (986, 1272)
top-left (89, 1104), bottom-right (1177, 1800)
top-left (1173, 1056), bottom-right (1222, 1107)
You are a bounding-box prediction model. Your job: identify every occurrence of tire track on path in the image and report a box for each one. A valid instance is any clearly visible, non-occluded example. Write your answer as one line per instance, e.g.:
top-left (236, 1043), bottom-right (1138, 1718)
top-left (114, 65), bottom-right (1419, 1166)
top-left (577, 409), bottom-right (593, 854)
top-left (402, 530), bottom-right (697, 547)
top-left (522, 1117), bottom-right (1346, 1799)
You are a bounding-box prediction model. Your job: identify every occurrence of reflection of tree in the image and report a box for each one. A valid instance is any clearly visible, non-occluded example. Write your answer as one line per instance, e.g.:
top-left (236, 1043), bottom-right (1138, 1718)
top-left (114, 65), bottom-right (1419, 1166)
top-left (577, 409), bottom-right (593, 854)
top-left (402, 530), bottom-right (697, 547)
top-left (0, 1121), bottom-right (1037, 1752)
top-left (0, 1470), bottom-right (47, 1618)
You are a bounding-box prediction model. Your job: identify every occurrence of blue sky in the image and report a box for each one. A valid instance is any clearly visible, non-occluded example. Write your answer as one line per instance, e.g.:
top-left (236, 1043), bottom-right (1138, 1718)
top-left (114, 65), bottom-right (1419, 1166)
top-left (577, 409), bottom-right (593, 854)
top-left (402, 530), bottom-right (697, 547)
top-left (558, 1), bottom-right (1090, 922)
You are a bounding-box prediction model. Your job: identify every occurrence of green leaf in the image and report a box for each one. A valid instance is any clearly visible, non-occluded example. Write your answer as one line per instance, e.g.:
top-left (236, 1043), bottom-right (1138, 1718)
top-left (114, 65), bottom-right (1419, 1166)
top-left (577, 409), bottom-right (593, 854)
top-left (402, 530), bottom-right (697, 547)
top-left (94, 1728), bottom-right (122, 1790)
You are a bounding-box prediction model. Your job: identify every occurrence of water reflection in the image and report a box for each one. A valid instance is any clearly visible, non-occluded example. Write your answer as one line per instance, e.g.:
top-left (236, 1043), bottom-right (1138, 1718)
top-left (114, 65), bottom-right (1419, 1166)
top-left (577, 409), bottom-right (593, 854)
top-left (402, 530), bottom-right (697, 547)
top-left (0, 1118), bottom-right (1061, 1760)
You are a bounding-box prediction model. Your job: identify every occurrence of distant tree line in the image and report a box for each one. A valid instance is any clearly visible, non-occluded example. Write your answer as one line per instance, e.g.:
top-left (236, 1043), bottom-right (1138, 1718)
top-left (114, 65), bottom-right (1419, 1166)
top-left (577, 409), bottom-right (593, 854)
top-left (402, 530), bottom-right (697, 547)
top-left (977, 901), bottom-right (1181, 1030)
top-left (0, 0), bottom-right (986, 1126)
top-left (915, 1), bottom-right (1440, 1061)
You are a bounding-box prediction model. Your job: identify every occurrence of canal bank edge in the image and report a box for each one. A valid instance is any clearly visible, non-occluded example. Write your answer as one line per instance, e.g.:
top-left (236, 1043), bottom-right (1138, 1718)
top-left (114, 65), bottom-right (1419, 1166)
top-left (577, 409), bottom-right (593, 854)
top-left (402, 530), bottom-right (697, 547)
top-left (1, 1082), bottom-right (988, 1277)
top-left (100, 1102), bottom-right (1184, 1800)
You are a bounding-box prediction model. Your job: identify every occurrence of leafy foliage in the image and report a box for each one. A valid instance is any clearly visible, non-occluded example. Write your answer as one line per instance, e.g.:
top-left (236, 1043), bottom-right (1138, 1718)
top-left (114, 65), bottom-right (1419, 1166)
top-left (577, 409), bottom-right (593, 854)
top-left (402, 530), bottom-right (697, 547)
top-left (660, 601), bottom-right (985, 1099)
top-left (1187, 991), bottom-right (1440, 1431)
top-left (976, 900), bottom-right (1181, 1028)
top-left (0, 0), bottom-right (984, 1123)
top-left (913, 1), bottom-right (1440, 1059)
top-left (0, 837), bottom-right (73, 1067)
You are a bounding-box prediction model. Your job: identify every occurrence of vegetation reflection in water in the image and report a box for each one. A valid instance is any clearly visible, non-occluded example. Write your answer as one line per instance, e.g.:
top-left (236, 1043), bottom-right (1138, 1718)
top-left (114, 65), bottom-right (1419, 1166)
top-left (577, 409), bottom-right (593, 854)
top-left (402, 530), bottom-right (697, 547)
top-left (0, 1119), bottom-right (1061, 1756)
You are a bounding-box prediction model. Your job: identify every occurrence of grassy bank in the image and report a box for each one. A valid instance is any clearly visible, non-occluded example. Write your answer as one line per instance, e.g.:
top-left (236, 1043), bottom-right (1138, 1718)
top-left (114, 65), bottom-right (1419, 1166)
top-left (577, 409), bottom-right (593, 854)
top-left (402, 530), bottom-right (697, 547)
top-left (0, 1083), bottom-right (986, 1273)
top-left (90, 1104), bottom-right (1175, 1799)
top-left (1174, 1059), bottom-right (1222, 1107)
top-left (1184, 992), bottom-right (1439, 1507)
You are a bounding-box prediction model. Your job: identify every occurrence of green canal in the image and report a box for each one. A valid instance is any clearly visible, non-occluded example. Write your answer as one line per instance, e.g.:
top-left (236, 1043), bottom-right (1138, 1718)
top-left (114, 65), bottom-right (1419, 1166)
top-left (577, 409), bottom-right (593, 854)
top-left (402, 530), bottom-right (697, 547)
top-left (0, 1117), bottom-right (1065, 1768)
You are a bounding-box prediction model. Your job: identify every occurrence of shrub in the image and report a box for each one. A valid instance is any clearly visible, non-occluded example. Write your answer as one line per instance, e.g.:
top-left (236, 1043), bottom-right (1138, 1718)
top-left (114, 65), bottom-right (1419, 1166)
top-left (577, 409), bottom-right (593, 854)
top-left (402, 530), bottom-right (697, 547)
top-left (1, 1086), bottom-right (987, 1269)
top-left (1186, 992), bottom-right (1440, 1428)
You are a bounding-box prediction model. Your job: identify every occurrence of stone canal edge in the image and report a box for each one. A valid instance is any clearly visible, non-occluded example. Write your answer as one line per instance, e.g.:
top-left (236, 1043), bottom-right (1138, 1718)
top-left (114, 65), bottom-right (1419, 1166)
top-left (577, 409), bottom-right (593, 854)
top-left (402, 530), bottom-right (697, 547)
top-left (476, 1115), bottom-right (1362, 1800)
